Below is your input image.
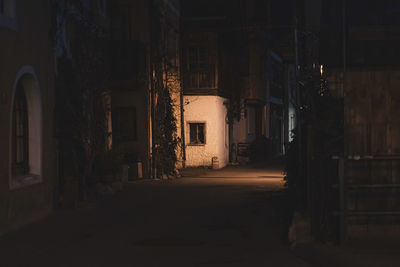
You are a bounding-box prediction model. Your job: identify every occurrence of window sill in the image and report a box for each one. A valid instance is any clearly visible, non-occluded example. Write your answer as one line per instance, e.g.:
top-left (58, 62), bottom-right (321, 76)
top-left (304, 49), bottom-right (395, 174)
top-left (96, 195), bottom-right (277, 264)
top-left (0, 15), bottom-right (17, 31)
top-left (185, 87), bottom-right (218, 90)
top-left (10, 174), bottom-right (42, 190)
top-left (188, 143), bottom-right (206, 146)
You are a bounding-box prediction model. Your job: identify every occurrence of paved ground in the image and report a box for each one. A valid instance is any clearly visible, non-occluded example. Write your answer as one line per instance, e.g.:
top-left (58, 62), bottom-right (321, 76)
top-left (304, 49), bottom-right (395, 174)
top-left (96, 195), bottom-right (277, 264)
top-left (0, 164), bottom-right (312, 267)
top-left (293, 240), bottom-right (400, 267)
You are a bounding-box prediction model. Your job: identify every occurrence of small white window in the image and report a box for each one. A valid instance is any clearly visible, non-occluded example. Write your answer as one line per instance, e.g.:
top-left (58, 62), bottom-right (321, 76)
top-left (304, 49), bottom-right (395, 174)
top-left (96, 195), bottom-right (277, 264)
top-left (189, 123), bottom-right (206, 145)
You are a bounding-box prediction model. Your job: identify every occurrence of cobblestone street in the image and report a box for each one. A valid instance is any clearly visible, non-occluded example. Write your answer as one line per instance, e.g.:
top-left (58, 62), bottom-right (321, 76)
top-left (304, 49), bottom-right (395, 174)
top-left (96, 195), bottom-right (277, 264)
top-left (0, 165), bottom-right (312, 266)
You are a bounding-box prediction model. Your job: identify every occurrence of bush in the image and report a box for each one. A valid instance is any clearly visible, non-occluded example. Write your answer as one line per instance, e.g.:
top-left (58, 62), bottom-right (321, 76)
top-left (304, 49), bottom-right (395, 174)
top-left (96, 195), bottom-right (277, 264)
top-left (92, 148), bottom-right (124, 182)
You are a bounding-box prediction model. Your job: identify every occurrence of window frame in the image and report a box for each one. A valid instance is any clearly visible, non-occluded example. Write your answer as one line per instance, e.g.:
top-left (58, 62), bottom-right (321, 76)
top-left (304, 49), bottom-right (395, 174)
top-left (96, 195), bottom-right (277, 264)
top-left (112, 106), bottom-right (137, 142)
top-left (11, 84), bottom-right (30, 176)
top-left (188, 122), bottom-right (206, 145)
top-left (185, 46), bottom-right (217, 89)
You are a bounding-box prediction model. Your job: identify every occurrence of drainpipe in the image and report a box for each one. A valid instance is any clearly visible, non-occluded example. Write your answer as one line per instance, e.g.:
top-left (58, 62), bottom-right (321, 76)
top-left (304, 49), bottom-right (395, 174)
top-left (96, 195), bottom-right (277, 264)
top-left (340, 0), bottom-right (347, 245)
top-left (180, 70), bottom-right (186, 168)
top-left (342, 0), bottom-right (347, 157)
top-left (178, 17), bottom-right (186, 168)
top-left (149, 0), bottom-right (156, 179)
top-left (146, 42), bottom-right (153, 179)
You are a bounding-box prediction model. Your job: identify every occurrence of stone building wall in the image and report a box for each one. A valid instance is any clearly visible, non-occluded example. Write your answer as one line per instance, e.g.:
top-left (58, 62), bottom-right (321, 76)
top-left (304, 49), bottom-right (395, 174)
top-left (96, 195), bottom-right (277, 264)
top-left (0, 0), bottom-right (56, 235)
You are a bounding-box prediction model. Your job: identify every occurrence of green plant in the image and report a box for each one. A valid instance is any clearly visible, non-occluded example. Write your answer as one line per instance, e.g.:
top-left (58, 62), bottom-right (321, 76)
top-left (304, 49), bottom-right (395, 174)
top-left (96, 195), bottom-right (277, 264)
top-left (153, 86), bottom-right (180, 176)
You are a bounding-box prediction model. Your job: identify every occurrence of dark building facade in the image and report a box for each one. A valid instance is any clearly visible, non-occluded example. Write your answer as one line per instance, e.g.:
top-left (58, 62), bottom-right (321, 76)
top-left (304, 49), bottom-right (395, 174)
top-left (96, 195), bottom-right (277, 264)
top-left (0, 0), bottom-right (312, 235)
top-left (0, 0), bottom-right (183, 234)
top-left (0, 0), bottom-right (56, 234)
top-left (317, 0), bottom-right (400, 240)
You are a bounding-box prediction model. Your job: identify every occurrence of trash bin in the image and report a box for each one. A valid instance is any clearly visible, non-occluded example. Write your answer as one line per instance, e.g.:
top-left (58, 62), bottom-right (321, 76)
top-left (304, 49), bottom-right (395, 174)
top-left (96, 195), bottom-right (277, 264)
top-left (123, 154), bottom-right (143, 180)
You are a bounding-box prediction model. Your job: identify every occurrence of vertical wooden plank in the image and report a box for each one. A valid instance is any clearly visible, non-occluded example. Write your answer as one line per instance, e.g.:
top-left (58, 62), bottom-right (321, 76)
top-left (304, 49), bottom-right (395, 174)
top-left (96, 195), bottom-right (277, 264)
top-left (307, 124), bottom-right (313, 227)
top-left (339, 158), bottom-right (346, 244)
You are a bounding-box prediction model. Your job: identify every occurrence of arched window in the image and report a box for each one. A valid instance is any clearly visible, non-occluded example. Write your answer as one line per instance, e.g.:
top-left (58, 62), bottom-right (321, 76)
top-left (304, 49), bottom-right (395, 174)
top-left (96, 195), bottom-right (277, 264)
top-left (12, 84), bottom-right (29, 176)
top-left (10, 68), bottom-right (42, 187)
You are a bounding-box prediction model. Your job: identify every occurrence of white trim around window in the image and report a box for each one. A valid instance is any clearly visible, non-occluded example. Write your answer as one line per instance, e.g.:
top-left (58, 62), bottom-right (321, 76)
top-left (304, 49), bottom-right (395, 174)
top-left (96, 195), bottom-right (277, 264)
top-left (9, 66), bottom-right (43, 190)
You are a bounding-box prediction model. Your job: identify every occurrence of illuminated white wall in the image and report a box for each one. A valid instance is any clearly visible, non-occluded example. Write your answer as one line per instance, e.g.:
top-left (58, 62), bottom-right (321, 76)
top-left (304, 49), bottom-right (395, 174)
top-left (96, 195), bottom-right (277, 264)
top-left (184, 95), bottom-right (229, 168)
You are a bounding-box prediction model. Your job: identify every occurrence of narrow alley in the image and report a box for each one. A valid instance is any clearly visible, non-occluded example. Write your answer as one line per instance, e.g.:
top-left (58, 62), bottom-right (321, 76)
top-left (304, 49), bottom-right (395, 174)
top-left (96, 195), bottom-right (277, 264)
top-left (2, 1), bottom-right (400, 266)
top-left (0, 165), bottom-right (311, 267)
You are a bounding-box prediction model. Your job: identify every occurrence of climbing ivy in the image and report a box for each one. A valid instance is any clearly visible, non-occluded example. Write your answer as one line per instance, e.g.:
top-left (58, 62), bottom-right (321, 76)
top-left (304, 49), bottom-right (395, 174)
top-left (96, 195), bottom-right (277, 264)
top-left (150, 1), bottom-right (181, 178)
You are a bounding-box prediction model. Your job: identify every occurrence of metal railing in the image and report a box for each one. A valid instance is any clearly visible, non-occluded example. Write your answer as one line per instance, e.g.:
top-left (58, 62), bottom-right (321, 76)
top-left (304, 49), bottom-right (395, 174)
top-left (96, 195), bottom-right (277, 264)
top-left (334, 155), bottom-right (400, 244)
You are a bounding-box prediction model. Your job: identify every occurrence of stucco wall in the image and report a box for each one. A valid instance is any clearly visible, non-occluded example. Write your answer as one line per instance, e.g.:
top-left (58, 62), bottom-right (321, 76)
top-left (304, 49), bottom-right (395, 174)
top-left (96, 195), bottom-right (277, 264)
top-left (0, 0), bottom-right (55, 235)
top-left (184, 96), bottom-right (229, 168)
top-left (232, 105), bottom-right (269, 144)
